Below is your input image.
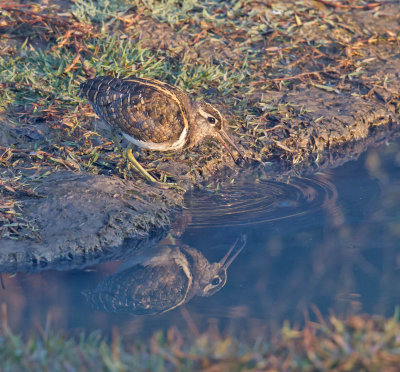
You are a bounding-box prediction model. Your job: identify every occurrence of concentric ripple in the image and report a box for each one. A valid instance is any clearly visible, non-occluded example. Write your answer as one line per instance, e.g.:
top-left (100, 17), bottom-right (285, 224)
top-left (183, 173), bottom-right (338, 228)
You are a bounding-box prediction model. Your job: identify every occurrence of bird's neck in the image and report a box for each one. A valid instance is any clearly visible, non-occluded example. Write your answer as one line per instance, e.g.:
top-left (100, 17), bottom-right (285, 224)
top-left (182, 246), bottom-right (209, 294)
top-left (186, 101), bottom-right (207, 148)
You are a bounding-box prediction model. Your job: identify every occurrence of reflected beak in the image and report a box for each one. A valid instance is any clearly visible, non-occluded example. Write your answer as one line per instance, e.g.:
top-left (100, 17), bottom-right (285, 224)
top-left (217, 129), bottom-right (245, 165)
top-left (219, 234), bottom-right (247, 270)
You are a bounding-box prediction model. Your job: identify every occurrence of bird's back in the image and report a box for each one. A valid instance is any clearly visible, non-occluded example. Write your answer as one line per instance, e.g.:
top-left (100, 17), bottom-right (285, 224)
top-left (80, 76), bottom-right (191, 150)
top-left (85, 260), bottom-right (191, 315)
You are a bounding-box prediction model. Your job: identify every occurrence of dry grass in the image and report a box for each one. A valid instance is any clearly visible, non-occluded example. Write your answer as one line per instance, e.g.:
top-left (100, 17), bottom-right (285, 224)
top-left (1, 302), bottom-right (400, 371)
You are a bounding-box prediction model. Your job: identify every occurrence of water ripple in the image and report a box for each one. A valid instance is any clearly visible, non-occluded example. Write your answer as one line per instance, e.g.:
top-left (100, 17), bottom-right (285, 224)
top-left (184, 173), bottom-right (338, 228)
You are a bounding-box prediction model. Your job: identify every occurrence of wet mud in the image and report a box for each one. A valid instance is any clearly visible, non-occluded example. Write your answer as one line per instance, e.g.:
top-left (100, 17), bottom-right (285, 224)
top-left (0, 170), bottom-right (180, 272)
top-left (1, 1), bottom-right (400, 270)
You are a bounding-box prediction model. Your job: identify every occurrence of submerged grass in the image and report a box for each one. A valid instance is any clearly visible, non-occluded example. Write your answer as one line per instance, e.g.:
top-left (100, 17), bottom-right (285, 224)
top-left (2, 308), bottom-right (400, 371)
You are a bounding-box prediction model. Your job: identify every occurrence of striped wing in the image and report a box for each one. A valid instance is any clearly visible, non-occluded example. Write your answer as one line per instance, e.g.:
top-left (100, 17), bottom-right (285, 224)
top-left (85, 259), bottom-right (191, 315)
top-left (80, 76), bottom-right (190, 149)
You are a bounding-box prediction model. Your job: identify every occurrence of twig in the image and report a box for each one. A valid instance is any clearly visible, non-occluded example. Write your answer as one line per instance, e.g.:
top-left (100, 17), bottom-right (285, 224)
top-left (251, 69), bottom-right (339, 85)
top-left (314, 0), bottom-right (386, 10)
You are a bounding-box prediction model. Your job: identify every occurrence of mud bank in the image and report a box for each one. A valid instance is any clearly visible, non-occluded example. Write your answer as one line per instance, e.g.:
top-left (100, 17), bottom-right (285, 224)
top-left (1, 86), bottom-right (398, 271)
top-left (0, 171), bottom-right (181, 271)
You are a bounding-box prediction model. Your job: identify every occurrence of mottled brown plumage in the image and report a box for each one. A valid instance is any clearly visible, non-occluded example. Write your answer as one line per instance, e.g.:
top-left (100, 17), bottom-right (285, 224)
top-left (84, 236), bottom-right (246, 315)
top-left (79, 76), bottom-right (243, 160)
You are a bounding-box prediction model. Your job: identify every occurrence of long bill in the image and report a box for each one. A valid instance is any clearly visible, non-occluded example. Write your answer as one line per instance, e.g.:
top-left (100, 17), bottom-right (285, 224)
top-left (217, 129), bottom-right (245, 164)
top-left (219, 234), bottom-right (247, 270)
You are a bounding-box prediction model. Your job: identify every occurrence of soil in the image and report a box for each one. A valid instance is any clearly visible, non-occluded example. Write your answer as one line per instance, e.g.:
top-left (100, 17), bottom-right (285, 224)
top-left (0, 170), bottom-right (180, 272)
top-left (1, 1), bottom-right (400, 271)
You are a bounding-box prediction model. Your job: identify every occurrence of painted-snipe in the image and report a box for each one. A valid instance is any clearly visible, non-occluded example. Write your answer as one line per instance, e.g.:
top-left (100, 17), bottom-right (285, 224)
top-left (85, 235), bottom-right (246, 315)
top-left (80, 76), bottom-right (244, 183)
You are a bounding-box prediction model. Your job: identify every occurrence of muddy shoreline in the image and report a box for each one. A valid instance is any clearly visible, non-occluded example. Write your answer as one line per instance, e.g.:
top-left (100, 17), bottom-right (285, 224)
top-left (1, 113), bottom-right (398, 272)
top-left (1, 1), bottom-right (400, 270)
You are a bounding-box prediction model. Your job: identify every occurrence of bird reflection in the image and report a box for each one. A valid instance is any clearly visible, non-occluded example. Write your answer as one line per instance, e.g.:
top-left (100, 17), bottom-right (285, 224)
top-left (84, 236), bottom-right (246, 315)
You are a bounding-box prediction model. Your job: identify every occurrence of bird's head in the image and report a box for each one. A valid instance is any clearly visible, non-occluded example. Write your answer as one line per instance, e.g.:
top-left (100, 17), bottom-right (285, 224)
top-left (193, 101), bottom-right (244, 164)
top-left (198, 235), bottom-right (247, 297)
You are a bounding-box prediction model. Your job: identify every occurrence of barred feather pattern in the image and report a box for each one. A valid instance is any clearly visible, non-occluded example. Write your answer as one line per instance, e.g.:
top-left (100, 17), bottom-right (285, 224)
top-left (84, 239), bottom-right (245, 315)
top-left (79, 76), bottom-right (192, 148)
top-left (85, 251), bottom-right (192, 315)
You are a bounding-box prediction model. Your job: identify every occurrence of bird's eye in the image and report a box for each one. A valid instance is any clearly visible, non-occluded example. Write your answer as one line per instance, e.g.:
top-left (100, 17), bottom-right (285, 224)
top-left (208, 116), bottom-right (216, 124)
top-left (211, 277), bottom-right (221, 286)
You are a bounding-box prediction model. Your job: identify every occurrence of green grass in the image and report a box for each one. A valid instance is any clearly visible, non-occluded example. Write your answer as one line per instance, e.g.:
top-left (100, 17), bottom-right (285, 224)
top-left (72, 0), bottom-right (130, 23)
top-left (0, 2), bottom-right (254, 132)
top-left (1, 0), bottom-right (399, 239)
top-left (1, 0), bottom-right (395, 160)
top-left (1, 2), bottom-right (400, 369)
top-left (0, 0), bottom-right (258, 186)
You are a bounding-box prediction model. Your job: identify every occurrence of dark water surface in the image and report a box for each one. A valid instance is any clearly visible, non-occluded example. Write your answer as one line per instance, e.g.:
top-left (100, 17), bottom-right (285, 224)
top-left (1, 139), bottom-right (400, 340)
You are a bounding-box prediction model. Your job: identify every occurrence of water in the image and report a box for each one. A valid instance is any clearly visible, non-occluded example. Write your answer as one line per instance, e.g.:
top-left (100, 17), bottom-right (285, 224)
top-left (1, 139), bottom-right (400, 340)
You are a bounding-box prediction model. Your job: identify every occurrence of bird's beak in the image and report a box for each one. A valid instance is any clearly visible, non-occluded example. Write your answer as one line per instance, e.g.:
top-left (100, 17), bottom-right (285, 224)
top-left (217, 129), bottom-right (245, 165)
top-left (219, 234), bottom-right (247, 270)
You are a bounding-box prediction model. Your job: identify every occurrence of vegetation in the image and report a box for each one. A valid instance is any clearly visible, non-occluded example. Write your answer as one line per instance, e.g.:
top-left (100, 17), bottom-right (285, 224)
top-left (1, 0), bottom-right (398, 172)
top-left (1, 0), bottom-right (399, 238)
top-left (2, 307), bottom-right (400, 371)
top-left (1, 1), bottom-right (400, 370)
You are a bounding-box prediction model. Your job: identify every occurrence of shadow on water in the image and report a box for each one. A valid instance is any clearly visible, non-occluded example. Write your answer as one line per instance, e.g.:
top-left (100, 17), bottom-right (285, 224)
top-left (1, 139), bottom-right (400, 340)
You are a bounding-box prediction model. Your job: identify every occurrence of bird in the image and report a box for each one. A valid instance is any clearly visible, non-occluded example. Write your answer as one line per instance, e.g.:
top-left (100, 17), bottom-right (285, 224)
top-left (84, 235), bottom-right (246, 315)
top-left (79, 76), bottom-right (244, 183)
